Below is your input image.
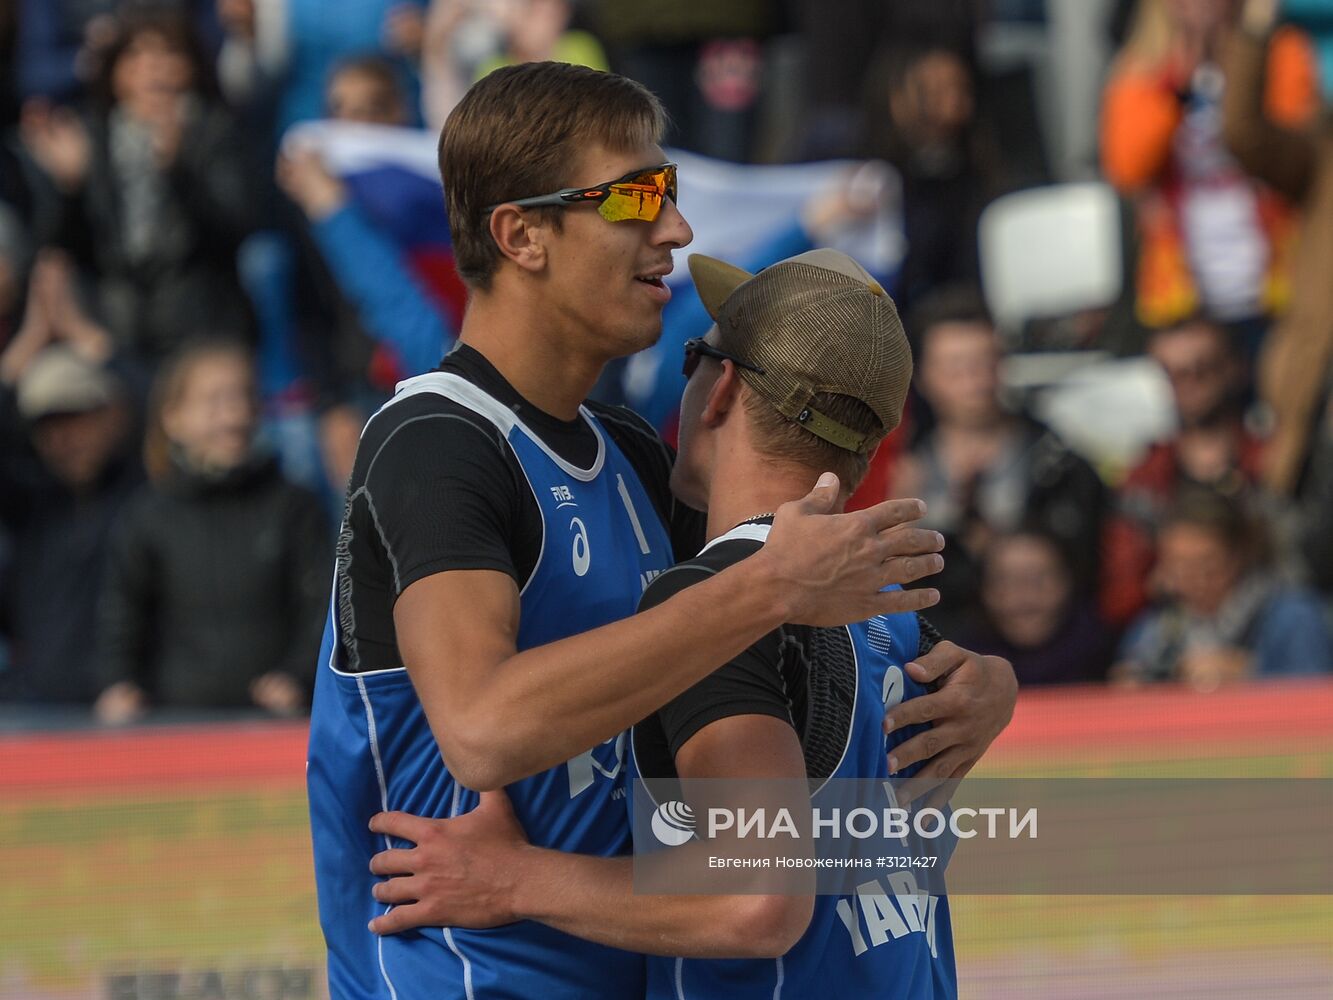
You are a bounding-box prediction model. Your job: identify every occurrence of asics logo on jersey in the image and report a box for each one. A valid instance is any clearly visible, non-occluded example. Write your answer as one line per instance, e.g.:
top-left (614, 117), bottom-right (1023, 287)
top-left (569, 517), bottom-right (591, 576)
top-left (651, 800), bottom-right (697, 846)
top-left (883, 665), bottom-right (904, 708)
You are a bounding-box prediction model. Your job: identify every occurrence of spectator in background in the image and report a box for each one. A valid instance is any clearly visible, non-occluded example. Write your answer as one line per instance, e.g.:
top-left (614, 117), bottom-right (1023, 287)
top-left (213, 0), bottom-right (429, 409)
top-left (1222, 0), bottom-right (1333, 507)
top-left (966, 531), bottom-right (1114, 686)
top-left (798, 0), bottom-right (1047, 189)
top-left (1101, 0), bottom-right (1317, 342)
top-left (1112, 488), bottom-right (1331, 688)
top-left (1102, 315), bottom-right (1265, 625)
top-left (95, 340), bottom-right (328, 724)
top-left (277, 55), bottom-right (455, 487)
top-left (419, 0), bottom-right (608, 130)
top-left (20, 8), bottom-right (257, 365)
top-left (857, 41), bottom-right (997, 312)
top-left (216, 0), bottom-right (428, 498)
top-left (13, 0), bottom-right (220, 106)
top-left (894, 289), bottom-right (1107, 638)
top-left (216, 0), bottom-right (427, 137)
top-left (325, 51), bottom-right (410, 124)
top-left (794, 0), bottom-right (976, 161)
top-left (0, 253), bottom-right (141, 706)
top-left (277, 143), bottom-right (449, 391)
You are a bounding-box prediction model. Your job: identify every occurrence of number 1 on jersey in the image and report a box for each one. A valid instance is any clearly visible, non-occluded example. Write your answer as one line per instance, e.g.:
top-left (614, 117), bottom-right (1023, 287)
top-left (616, 474), bottom-right (652, 555)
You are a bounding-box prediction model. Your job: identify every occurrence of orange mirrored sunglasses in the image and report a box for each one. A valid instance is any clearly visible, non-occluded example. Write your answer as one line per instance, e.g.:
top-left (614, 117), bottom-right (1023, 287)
top-left (486, 163), bottom-right (678, 223)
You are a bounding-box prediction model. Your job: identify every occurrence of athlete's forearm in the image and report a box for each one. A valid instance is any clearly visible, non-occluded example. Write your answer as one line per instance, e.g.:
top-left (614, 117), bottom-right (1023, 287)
top-left (444, 556), bottom-right (790, 789)
top-left (401, 492), bottom-right (942, 790)
top-left (510, 847), bottom-right (810, 959)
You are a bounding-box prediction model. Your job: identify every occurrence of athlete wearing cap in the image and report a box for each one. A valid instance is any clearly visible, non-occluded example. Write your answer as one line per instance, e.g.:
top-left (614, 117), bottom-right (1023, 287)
top-left (685, 248), bottom-right (910, 454)
top-left (364, 249), bottom-right (1007, 999)
top-left (306, 61), bottom-right (1013, 1000)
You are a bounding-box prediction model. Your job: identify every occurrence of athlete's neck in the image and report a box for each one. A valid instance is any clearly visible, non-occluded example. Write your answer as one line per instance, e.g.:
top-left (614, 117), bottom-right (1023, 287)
top-left (703, 445), bottom-right (849, 541)
top-left (458, 295), bottom-right (606, 422)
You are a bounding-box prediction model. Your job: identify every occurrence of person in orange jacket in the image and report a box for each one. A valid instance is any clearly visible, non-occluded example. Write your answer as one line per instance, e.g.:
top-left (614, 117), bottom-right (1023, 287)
top-left (1101, 0), bottom-right (1318, 332)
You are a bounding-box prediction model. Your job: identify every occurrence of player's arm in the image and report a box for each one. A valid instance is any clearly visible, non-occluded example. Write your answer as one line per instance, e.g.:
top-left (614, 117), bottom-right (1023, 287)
top-left (396, 483), bottom-right (943, 791)
top-left (374, 714), bottom-right (812, 956)
top-left (371, 627), bottom-right (815, 956)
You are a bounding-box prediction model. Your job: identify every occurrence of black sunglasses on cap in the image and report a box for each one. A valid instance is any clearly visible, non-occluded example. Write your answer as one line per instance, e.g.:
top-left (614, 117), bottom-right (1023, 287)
top-left (682, 337), bottom-right (766, 379)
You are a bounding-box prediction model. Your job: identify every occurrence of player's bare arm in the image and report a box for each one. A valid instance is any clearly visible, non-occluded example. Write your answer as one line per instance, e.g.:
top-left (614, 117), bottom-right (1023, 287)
top-left (397, 482), bottom-right (944, 790)
top-left (367, 713), bottom-right (814, 958)
top-left (367, 635), bottom-right (1018, 939)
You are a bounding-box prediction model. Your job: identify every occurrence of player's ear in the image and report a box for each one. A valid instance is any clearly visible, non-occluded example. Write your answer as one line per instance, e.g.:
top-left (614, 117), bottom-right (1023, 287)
top-left (701, 360), bottom-right (743, 426)
top-left (489, 205), bottom-right (547, 274)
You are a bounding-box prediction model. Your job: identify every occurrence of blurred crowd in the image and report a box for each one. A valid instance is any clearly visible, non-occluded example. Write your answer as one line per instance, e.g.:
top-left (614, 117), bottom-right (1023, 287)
top-left (1, 0), bottom-right (1331, 724)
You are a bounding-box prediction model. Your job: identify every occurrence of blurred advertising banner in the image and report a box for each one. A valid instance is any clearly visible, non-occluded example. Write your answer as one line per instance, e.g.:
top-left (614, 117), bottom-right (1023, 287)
top-left (0, 720), bottom-right (321, 1000)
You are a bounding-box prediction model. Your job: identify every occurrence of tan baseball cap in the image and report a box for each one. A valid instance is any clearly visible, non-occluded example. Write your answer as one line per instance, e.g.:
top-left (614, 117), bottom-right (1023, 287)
top-left (16, 347), bottom-right (121, 421)
top-left (688, 248), bottom-right (912, 454)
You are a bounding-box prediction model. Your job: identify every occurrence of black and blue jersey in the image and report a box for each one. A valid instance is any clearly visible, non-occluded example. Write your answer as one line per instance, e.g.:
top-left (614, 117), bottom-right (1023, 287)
top-left (308, 348), bottom-right (685, 999)
top-left (630, 520), bottom-right (957, 1000)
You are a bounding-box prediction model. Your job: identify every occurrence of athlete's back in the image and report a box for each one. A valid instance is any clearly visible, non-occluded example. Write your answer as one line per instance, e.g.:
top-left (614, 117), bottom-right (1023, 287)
top-left (629, 521), bottom-right (957, 999)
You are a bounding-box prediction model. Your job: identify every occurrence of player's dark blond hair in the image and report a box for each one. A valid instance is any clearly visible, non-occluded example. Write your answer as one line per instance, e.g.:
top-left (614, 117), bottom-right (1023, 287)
top-left (741, 388), bottom-right (886, 492)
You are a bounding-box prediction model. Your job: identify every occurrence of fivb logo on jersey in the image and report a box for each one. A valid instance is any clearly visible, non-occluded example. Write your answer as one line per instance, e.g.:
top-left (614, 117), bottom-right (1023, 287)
top-left (549, 476), bottom-right (660, 583)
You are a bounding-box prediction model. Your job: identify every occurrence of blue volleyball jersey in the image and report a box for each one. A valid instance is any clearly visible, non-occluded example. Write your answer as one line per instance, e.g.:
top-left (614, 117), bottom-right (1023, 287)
top-left (632, 523), bottom-right (957, 1000)
top-left (308, 372), bottom-right (673, 999)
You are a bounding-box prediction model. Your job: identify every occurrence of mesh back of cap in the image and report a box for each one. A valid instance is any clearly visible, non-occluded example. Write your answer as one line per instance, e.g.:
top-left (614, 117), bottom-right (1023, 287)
top-left (716, 262), bottom-right (912, 441)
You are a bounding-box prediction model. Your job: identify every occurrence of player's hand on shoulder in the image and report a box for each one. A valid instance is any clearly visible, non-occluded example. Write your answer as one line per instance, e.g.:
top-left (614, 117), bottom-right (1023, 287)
top-left (759, 473), bottom-right (944, 627)
top-left (367, 791), bottom-right (530, 934)
top-left (884, 641), bottom-right (1017, 805)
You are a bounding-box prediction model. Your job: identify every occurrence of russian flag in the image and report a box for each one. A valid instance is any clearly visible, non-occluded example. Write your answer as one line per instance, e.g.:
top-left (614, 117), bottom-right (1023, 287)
top-left (285, 121), bottom-right (468, 334)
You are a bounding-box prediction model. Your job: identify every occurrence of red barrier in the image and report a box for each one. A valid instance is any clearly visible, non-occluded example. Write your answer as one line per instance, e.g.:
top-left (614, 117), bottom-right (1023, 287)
top-left (3, 679), bottom-right (1330, 795)
top-left (994, 677), bottom-right (1333, 756)
top-left (0, 719), bottom-right (309, 798)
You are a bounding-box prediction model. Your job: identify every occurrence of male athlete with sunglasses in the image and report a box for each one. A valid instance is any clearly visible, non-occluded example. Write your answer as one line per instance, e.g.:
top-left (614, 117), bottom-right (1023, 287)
top-left (307, 61), bottom-right (1015, 1000)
